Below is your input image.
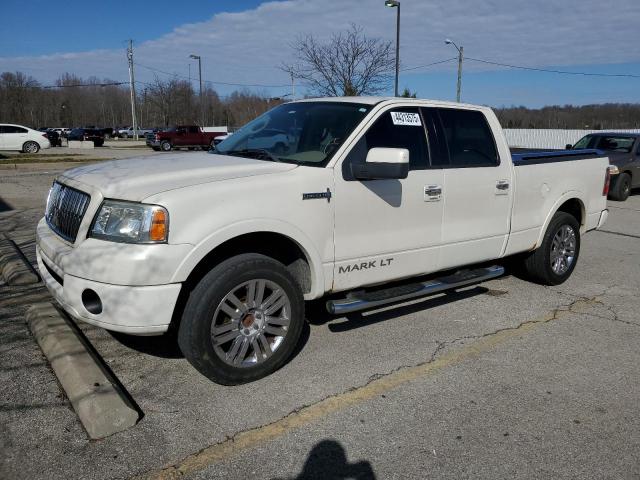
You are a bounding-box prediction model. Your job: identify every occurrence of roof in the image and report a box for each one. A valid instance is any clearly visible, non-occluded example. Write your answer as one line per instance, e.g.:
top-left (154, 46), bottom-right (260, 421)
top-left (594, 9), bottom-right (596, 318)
top-left (291, 96), bottom-right (489, 110)
top-left (584, 132), bottom-right (640, 137)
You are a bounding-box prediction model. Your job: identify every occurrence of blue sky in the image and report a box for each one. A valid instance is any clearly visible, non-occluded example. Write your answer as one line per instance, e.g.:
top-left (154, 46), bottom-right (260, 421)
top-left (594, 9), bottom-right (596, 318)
top-left (1, 0), bottom-right (640, 108)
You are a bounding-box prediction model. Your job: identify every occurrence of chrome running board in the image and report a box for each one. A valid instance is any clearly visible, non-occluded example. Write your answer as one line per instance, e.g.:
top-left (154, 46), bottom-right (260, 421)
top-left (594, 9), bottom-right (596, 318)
top-left (326, 265), bottom-right (504, 315)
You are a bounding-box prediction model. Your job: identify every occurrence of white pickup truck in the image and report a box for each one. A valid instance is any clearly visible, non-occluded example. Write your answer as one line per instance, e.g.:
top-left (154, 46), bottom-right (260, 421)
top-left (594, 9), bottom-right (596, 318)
top-left (36, 97), bottom-right (611, 384)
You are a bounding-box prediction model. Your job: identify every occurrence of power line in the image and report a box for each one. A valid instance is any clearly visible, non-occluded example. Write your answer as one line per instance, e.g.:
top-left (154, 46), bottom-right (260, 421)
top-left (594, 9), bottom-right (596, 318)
top-left (134, 62), bottom-right (291, 88)
top-left (466, 57), bottom-right (640, 79)
top-left (401, 57), bottom-right (457, 72)
top-left (41, 82), bottom-right (128, 89)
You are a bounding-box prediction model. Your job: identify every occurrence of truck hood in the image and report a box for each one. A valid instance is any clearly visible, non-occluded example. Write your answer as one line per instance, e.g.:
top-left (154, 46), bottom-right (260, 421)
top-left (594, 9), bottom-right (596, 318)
top-left (59, 152), bottom-right (298, 201)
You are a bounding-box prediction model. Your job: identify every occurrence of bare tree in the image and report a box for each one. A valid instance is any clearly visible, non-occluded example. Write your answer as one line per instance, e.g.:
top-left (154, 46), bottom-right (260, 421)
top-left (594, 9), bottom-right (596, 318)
top-left (282, 24), bottom-right (395, 97)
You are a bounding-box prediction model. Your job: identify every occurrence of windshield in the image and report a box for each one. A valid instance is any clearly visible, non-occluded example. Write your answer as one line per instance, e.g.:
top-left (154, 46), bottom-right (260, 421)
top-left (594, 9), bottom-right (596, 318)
top-left (215, 102), bottom-right (371, 166)
top-left (574, 134), bottom-right (635, 152)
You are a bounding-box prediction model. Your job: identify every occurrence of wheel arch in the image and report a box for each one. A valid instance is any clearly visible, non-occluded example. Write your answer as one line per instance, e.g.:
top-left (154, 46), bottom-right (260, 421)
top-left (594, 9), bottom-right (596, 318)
top-left (168, 228), bottom-right (324, 333)
top-left (535, 194), bottom-right (586, 248)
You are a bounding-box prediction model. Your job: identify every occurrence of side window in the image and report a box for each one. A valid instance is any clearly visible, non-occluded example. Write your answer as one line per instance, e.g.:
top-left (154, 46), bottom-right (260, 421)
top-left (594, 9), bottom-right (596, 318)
top-left (343, 107), bottom-right (428, 180)
top-left (0, 126), bottom-right (6, 134)
top-left (2, 126), bottom-right (26, 134)
top-left (188, 126), bottom-right (199, 134)
top-left (437, 108), bottom-right (499, 167)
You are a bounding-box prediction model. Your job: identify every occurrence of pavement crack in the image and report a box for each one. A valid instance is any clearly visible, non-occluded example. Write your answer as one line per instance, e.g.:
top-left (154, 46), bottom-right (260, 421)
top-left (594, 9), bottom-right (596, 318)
top-left (137, 295), bottom-right (602, 480)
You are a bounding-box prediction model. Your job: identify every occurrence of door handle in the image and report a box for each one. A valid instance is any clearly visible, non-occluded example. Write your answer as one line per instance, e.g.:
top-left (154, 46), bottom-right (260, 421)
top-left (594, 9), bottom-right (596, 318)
top-left (424, 185), bottom-right (442, 202)
top-left (495, 180), bottom-right (510, 195)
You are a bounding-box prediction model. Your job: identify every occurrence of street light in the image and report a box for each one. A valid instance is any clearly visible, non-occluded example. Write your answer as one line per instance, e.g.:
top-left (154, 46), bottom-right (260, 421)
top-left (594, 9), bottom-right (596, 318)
top-left (445, 38), bottom-right (463, 102)
top-left (385, 0), bottom-right (400, 97)
top-left (189, 54), bottom-right (204, 126)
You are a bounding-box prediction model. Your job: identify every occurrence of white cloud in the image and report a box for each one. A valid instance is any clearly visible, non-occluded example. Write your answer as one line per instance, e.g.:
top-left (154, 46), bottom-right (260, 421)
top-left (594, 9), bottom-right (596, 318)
top-left (1, 0), bottom-right (639, 97)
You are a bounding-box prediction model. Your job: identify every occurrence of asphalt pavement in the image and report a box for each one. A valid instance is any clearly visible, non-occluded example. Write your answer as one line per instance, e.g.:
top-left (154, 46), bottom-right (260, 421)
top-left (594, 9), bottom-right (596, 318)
top-left (1, 160), bottom-right (638, 480)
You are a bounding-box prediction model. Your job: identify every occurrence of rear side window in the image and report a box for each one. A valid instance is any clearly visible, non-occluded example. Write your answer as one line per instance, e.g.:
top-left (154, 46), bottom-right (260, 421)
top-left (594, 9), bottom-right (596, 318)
top-left (1, 126), bottom-right (27, 134)
top-left (437, 109), bottom-right (499, 167)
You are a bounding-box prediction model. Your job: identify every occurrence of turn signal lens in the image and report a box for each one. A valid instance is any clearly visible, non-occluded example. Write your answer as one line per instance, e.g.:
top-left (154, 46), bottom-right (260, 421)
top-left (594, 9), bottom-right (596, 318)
top-left (149, 209), bottom-right (167, 242)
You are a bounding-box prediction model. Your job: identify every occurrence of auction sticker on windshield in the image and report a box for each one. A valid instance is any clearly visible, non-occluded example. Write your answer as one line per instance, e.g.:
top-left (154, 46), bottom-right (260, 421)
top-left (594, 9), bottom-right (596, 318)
top-left (390, 112), bottom-right (422, 126)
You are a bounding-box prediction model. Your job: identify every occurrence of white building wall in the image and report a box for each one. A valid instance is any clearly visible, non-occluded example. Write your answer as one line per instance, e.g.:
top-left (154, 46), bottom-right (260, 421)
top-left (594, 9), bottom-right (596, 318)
top-left (504, 129), bottom-right (640, 149)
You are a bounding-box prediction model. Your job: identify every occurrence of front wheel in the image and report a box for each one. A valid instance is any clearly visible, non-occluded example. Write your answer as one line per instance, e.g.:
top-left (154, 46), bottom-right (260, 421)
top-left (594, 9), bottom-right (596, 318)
top-left (522, 212), bottom-right (580, 285)
top-left (160, 140), bottom-right (172, 151)
top-left (178, 254), bottom-right (305, 385)
top-left (22, 141), bottom-right (40, 153)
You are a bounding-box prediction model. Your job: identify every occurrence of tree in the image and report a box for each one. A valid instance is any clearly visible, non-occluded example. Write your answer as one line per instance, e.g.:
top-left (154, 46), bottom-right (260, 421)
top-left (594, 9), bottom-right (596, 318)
top-left (400, 88), bottom-right (417, 98)
top-left (282, 24), bottom-right (395, 97)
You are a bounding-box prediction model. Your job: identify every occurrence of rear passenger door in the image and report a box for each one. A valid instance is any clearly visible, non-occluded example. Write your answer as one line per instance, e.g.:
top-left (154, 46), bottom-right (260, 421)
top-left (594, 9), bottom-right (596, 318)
top-left (422, 107), bottom-right (513, 269)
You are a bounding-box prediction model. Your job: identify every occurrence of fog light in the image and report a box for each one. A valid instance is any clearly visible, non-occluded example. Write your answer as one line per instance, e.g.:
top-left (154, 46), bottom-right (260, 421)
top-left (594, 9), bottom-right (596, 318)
top-left (82, 289), bottom-right (102, 315)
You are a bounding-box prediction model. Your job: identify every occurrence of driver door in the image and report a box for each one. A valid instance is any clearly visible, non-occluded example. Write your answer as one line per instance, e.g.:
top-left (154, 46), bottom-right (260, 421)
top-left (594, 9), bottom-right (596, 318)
top-left (332, 106), bottom-right (444, 292)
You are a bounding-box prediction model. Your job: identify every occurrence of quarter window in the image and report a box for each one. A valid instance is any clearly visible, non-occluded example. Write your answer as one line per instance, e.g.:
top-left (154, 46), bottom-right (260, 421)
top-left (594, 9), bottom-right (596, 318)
top-left (437, 109), bottom-right (499, 167)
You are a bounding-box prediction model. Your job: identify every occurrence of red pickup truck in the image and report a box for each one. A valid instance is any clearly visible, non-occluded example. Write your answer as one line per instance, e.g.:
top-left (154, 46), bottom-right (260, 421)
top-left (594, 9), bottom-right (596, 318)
top-left (146, 126), bottom-right (225, 151)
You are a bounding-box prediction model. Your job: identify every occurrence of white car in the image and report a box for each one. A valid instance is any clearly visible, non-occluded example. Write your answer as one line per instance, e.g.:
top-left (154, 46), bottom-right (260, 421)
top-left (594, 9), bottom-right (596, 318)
top-left (36, 97), bottom-right (610, 385)
top-left (0, 123), bottom-right (51, 153)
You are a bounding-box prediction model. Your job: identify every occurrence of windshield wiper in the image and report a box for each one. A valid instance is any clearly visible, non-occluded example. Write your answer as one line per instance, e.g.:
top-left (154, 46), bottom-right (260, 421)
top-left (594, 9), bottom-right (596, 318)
top-left (223, 149), bottom-right (281, 162)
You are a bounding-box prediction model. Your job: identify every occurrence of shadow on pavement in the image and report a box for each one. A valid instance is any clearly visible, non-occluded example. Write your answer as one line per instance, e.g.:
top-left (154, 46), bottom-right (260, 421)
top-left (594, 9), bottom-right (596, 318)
top-left (274, 439), bottom-right (376, 480)
top-left (306, 286), bottom-right (488, 332)
top-left (108, 330), bottom-right (184, 359)
top-left (0, 196), bottom-right (14, 213)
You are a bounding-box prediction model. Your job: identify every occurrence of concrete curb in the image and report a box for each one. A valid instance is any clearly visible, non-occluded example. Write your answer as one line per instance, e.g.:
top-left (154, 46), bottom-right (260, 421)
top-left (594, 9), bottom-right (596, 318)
top-left (0, 238), bottom-right (39, 285)
top-left (26, 303), bottom-right (141, 439)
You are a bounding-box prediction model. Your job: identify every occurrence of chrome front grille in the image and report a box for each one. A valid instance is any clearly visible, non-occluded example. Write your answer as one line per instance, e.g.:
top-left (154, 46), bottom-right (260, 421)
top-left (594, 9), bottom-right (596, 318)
top-left (45, 182), bottom-right (91, 242)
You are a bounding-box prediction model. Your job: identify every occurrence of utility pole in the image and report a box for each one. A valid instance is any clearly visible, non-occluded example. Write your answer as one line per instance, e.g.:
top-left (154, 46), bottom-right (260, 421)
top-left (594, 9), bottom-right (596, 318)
top-left (456, 45), bottom-right (464, 103)
top-left (385, 1), bottom-right (401, 97)
top-left (127, 39), bottom-right (139, 140)
top-left (190, 54), bottom-right (204, 126)
top-left (445, 39), bottom-right (464, 102)
top-left (291, 72), bottom-right (295, 99)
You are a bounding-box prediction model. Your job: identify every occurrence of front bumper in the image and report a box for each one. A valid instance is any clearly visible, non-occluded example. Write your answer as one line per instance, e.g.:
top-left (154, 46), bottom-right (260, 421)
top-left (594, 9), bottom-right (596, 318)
top-left (146, 139), bottom-right (161, 147)
top-left (37, 245), bottom-right (181, 335)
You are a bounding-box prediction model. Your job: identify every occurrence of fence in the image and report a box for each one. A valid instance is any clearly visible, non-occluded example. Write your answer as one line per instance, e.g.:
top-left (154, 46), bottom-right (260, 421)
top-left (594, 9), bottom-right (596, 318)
top-left (504, 129), bottom-right (640, 149)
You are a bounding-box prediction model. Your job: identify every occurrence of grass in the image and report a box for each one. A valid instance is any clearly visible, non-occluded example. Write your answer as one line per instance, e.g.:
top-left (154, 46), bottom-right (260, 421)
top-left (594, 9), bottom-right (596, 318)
top-left (0, 155), bottom-right (111, 164)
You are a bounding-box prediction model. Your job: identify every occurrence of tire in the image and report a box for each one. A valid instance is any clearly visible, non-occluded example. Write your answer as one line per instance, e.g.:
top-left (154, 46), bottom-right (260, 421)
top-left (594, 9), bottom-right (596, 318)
top-left (160, 140), bottom-right (172, 152)
top-left (22, 141), bottom-right (40, 154)
top-left (522, 211), bottom-right (580, 285)
top-left (178, 253), bottom-right (305, 385)
top-left (94, 140), bottom-right (104, 147)
top-left (608, 173), bottom-right (631, 202)
top-left (121, 133), bottom-right (128, 139)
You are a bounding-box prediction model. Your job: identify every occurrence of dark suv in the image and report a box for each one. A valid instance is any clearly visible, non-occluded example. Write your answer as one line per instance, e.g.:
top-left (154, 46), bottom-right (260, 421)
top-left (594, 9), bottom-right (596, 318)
top-left (568, 133), bottom-right (640, 201)
top-left (67, 128), bottom-right (105, 147)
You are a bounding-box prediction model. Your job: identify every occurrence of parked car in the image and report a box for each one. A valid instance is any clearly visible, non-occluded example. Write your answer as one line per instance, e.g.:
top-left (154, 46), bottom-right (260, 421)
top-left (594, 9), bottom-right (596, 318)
top-left (146, 125), bottom-right (225, 151)
top-left (67, 128), bottom-right (105, 147)
top-left (0, 123), bottom-right (51, 153)
top-left (213, 133), bottom-right (231, 145)
top-left (37, 97), bottom-right (610, 385)
top-left (567, 132), bottom-right (640, 201)
top-left (118, 126), bottom-right (153, 139)
top-left (43, 129), bottom-right (62, 147)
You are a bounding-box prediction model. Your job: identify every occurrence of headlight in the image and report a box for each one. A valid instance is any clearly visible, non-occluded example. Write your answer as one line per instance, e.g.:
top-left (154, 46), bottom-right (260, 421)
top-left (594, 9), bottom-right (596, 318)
top-left (90, 200), bottom-right (169, 243)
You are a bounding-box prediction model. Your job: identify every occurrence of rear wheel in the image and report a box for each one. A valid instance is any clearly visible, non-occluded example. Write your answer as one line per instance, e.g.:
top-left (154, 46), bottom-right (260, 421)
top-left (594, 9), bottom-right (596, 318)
top-left (160, 140), bottom-right (172, 151)
top-left (609, 173), bottom-right (631, 201)
top-left (22, 141), bottom-right (39, 153)
top-left (522, 211), bottom-right (580, 285)
top-left (178, 254), bottom-right (305, 385)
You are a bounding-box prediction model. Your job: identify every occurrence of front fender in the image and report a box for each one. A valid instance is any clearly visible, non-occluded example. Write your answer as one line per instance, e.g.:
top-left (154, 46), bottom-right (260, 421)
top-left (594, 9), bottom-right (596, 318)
top-left (170, 218), bottom-right (328, 299)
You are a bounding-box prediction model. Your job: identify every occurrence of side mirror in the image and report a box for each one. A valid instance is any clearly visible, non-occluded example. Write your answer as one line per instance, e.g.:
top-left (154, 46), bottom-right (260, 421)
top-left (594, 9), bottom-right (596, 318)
top-left (352, 147), bottom-right (409, 180)
top-left (565, 144), bottom-right (573, 150)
